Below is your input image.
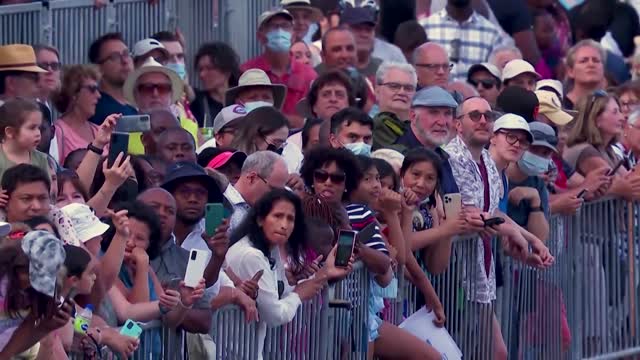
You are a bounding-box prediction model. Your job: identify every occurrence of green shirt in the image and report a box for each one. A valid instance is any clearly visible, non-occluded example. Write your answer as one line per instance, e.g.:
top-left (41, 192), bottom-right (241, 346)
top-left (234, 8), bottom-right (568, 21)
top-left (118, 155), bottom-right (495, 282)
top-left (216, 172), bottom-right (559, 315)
top-left (0, 149), bottom-right (50, 182)
top-left (372, 111), bottom-right (410, 151)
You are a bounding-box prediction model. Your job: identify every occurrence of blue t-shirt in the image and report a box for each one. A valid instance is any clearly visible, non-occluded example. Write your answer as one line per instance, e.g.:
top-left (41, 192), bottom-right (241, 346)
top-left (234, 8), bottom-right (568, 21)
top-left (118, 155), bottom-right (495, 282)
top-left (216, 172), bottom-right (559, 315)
top-left (89, 91), bottom-right (137, 125)
top-left (506, 176), bottom-right (550, 227)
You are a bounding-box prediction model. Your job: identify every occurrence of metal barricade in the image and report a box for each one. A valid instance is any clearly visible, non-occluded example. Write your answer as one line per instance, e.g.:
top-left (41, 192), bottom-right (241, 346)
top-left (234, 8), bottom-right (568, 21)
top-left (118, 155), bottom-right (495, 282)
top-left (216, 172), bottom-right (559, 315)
top-left (211, 305), bottom-right (260, 360)
top-left (0, 2), bottom-right (46, 45)
top-left (327, 261), bottom-right (370, 360)
top-left (67, 319), bottom-right (183, 359)
top-left (263, 289), bottom-right (326, 360)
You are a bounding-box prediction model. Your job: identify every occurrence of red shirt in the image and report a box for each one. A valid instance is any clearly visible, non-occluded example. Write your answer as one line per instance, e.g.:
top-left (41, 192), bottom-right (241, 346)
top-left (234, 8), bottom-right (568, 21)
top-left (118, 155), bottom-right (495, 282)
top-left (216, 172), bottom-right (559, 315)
top-left (240, 55), bottom-right (317, 116)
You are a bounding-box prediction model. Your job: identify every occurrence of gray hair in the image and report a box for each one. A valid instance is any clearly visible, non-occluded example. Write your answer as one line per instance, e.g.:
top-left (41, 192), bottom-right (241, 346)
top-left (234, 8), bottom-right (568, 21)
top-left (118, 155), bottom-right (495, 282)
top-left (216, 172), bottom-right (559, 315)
top-left (412, 42), bottom-right (447, 64)
top-left (375, 61), bottom-right (417, 86)
top-left (488, 45), bottom-right (523, 67)
top-left (241, 151), bottom-right (286, 179)
top-left (628, 109), bottom-right (640, 126)
top-left (565, 39), bottom-right (607, 69)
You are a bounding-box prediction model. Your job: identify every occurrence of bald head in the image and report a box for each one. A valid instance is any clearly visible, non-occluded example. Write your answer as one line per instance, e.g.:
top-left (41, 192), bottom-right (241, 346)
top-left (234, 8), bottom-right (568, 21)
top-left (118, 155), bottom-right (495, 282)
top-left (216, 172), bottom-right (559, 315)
top-left (413, 43), bottom-right (450, 88)
top-left (138, 187), bottom-right (176, 242)
top-left (156, 127), bottom-right (197, 163)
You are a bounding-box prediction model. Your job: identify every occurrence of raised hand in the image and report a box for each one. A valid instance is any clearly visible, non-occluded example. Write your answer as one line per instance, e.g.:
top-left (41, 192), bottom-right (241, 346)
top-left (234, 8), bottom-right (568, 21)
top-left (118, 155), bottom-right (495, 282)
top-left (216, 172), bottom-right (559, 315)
top-left (179, 279), bottom-right (206, 307)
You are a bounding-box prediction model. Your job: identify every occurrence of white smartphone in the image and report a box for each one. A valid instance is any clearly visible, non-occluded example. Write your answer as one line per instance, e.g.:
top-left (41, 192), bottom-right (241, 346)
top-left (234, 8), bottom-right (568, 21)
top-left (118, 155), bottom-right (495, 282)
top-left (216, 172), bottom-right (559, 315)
top-left (443, 193), bottom-right (462, 219)
top-left (184, 249), bottom-right (208, 288)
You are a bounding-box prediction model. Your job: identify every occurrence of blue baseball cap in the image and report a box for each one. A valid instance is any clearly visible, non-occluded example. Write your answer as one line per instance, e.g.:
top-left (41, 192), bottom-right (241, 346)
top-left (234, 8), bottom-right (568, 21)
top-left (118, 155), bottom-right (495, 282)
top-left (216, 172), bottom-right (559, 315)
top-left (412, 86), bottom-right (458, 109)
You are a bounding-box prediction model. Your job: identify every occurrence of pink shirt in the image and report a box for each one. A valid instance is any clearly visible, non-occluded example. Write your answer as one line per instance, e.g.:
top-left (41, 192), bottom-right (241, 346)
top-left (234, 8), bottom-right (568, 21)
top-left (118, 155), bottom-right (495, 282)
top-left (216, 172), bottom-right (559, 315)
top-left (240, 55), bottom-right (317, 116)
top-left (54, 119), bottom-right (102, 166)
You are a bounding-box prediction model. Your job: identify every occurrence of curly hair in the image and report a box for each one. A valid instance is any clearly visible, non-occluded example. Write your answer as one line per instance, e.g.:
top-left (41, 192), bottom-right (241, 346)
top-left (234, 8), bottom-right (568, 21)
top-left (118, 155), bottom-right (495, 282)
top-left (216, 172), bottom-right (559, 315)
top-left (299, 146), bottom-right (361, 201)
top-left (52, 64), bottom-right (101, 113)
top-left (194, 42), bottom-right (241, 88)
top-left (301, 193), bottom-right (351, 243)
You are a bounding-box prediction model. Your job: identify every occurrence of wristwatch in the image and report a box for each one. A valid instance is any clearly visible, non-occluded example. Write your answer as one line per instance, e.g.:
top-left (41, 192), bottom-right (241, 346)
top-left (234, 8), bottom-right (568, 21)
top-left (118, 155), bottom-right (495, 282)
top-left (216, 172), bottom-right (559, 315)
top-left (87, 143), bottom-right (103, 155)
top-left (529, 205), bottom-right (544, 213)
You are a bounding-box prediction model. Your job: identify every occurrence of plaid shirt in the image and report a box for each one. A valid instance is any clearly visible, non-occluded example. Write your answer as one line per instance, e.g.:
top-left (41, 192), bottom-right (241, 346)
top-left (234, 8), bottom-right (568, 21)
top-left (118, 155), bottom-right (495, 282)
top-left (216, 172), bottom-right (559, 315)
top-left (445, 136), bottom-right (503, 303)
top-left (421, 9), bottom-right (510, 81)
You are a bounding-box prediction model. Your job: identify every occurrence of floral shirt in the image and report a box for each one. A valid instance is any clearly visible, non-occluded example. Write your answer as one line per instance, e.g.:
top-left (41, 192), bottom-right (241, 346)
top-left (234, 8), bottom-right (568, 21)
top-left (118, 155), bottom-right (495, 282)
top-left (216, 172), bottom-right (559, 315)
top-left (444, 136), bottom-right (503, 303)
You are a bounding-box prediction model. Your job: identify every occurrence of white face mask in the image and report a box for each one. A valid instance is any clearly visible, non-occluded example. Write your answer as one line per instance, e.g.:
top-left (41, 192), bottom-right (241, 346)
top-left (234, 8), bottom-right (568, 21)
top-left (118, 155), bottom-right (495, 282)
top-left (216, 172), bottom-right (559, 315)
top-left (244, 101), bottom-right (273, 113)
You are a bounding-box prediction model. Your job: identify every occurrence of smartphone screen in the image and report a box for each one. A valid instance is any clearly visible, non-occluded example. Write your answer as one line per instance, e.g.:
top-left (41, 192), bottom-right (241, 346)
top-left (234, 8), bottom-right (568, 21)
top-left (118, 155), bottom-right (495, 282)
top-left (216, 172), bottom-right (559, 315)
top-left (108, 132), bottom-right (129, 167)
top-left (205, 203), bottom-right (225, 237)
top-left (335, 230), bottom-right (356, 267)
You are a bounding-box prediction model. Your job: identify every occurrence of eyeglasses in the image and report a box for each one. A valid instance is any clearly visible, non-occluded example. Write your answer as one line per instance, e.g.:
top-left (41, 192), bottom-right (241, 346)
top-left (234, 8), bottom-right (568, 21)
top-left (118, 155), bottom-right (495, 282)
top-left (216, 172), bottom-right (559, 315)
top-left (458, 110), bottom-right (498, 123)
top-left (79, 84), bottom-right (100, 94)
top-left (99, 50), bottom-right (132, 64)
top-left (468, 78), bottom-right (498, 90)
top-left (415, 63), bottom-right (453, 72)
top-left (531, 130), bottom-right (558, 147)
top-left (136, 83), bottom-right (172, 95)
top-left (313, 169), bottom-right (346, 184)
top-left (498, 130), bottom-right (531, 149)
top-left (38, 62), bottom-right (62, 71)
top-left (265, 21), bottom-right (294, 31)
top-left (583, 89), bottom-right (608, 118)
top-left (380, 82), bottom-right (416, 92)
top-left (257, 174), bottom-right (276, 190)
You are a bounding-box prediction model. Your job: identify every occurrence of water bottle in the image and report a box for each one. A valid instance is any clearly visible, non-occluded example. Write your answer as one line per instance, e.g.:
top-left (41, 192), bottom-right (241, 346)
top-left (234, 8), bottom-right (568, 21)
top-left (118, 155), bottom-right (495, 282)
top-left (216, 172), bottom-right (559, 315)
top-left (74, 304), bottom-right (93, 334)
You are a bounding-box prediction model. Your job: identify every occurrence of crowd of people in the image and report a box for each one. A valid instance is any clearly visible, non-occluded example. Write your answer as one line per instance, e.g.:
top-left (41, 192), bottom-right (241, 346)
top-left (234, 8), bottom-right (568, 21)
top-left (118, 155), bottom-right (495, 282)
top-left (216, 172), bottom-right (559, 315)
top-left (0, 0), bottom-right (639, 358)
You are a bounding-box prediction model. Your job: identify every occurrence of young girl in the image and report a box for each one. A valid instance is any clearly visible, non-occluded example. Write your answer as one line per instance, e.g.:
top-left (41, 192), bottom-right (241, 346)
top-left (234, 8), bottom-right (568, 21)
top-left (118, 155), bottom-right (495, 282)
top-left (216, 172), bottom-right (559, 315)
top-left (0, 230), bottom-right (72, 359)
top-left (0, 98), bottom-right (50, 182)
top-left (401, 148), bottom-right (467, 277)
top-left (347, 155), bottom-right (443, 360)
top-left (41, 244), bottom-right (140, 359)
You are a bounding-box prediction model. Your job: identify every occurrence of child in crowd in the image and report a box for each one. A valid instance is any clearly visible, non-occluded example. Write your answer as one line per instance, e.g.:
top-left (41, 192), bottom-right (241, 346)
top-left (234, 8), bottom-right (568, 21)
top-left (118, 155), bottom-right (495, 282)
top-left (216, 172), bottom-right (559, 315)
top-left (0, 230), bottom-right (72, 359)
top-left (0, 98), bottom-right (50, 182)
top-left (347, 155), bottom-right (443, 360)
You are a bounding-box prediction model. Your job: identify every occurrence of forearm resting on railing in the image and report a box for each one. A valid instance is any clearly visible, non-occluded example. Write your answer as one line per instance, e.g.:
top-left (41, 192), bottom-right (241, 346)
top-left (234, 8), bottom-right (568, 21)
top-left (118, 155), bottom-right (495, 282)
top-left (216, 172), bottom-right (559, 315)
top-left (385, 215), bottom-right (406, 266)
top-left (409, 226), bottom-right (455, 252)
top-left (358, 245), bottom-right (391, 276)
top-left (178, 308), bottom-right (212, 333)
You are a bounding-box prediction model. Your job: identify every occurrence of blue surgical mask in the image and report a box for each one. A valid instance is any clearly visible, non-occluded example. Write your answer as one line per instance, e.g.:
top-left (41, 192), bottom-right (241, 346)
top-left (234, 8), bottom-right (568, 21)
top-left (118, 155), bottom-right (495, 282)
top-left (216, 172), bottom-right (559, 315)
top-left (166, 63), bottom-right (187, 80)
top-left (244, 101), bottom-right (273, 113)
top-left (517, 151), bottom-right (551, 176)
top-left (344, 142), bottom-right (372, 157)
top-left (266, 29), bottom-right (292, 53)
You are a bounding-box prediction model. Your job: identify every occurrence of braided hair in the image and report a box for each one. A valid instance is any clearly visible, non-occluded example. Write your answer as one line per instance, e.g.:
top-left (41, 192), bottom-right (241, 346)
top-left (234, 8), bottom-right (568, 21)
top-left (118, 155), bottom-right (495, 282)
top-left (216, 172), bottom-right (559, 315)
top-left (301, 193), bottom-right (351, 245)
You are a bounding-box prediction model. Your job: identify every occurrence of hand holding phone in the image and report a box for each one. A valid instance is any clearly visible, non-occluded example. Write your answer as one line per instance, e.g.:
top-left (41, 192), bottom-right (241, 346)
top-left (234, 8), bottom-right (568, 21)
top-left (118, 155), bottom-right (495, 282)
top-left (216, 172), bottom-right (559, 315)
top-left (184, 249), bottom-right (208, 288)
top-left (481, 214), bottom-right (505, 227)
top-left (607, 160), bottom-right (625, 176)
top-left (120, 319), bottom-right (143, 339)
top-left (576, 189), bottom-right (588, 199)
top-left (115, 115), bottom-right (151, 133)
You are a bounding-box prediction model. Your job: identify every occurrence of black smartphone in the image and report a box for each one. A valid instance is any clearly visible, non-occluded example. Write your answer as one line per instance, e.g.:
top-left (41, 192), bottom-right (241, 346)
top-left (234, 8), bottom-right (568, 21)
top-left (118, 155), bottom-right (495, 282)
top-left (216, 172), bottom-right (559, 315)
top-left (108, 132), bottom-right (129, 167)
top-left (483, 216), bottom-right (505, 227)
top-left (607, 160), bottom-right (625, 176)
top-left (355, 222), bottom-right (376, 244)
top-left (577, 189), bottom-right (588, 199)
top-left (335, 230), bottom-right (356, 267)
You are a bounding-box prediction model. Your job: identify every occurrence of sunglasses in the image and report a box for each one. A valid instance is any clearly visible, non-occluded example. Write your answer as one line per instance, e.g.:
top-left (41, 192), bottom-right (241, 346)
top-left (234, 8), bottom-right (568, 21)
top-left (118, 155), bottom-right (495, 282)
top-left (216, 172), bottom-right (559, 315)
top-left (136, 83), bottom-right (172, 95)
top-left (468, 78), bottom-right (497, 90)
top-left (458, 110), bottom-right (498, 123)
top-left (584, 89), bottom-right (608, 118)
top-left (38, 62), bottom-right (62, 71)
top-left (80, 84), bottom-right (100, 94)
top-left (313, 169), bottom-right (346, 184)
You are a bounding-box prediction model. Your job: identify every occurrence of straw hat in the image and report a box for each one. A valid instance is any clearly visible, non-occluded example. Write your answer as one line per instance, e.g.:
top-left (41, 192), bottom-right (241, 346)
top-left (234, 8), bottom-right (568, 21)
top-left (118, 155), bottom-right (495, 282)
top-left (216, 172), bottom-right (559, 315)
top-left (123, 57), bottom-right (184, 108)
top-left (224, 69), bottom-right (287, 109)
top-left (0, 44), bottom-right (46, 73)
top-left (281, 0), bottom-right (323, 22)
